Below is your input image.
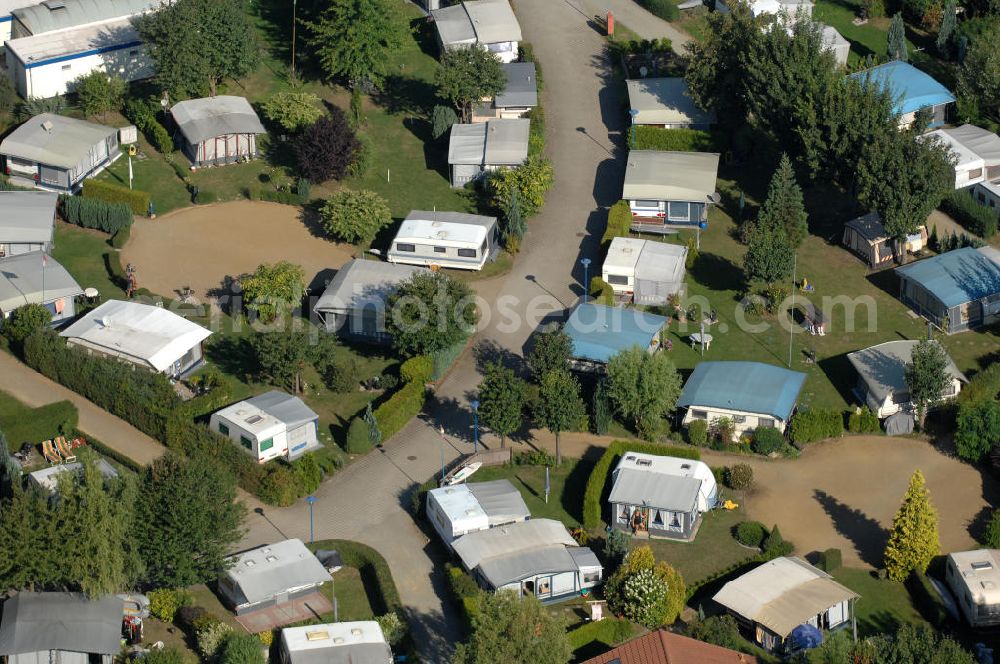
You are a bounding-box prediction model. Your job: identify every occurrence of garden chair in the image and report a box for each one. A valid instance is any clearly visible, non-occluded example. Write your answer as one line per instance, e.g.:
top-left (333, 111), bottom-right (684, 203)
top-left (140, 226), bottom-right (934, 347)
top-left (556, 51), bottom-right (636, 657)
top-left (41, 440), bottom-right (61, 465)
top-left (54, 437), bottom-right (76, 463)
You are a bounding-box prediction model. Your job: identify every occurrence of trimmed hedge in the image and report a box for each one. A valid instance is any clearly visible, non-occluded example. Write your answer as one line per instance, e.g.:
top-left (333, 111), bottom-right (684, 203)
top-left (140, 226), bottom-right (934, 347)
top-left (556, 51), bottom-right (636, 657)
top-left (735, 521), bottom-right (767, 547)
top-left (941, 188), bottom-right (998, 238)
top-left (817, 547), bottom-right (842, 572)
top-left (310, 539), bottom-right (402, 614)
top-left (431, 341), bottom-right (466, 381)
top-left (400, 355), bottom-right (433, 384)
top-left (346, 417), bottom-right (372, 454)
top-left (634, 127), bottom-right (717, 152)
top-left (583, 440), bottom-right (700, 530)
top-left (446, 563), bottom-right (482, 626)
top-left (254, 189), bottom-right (303, 206)
top-left (637, 0), bottom-right (679, 21)
top-left (60, 195), bottom-right (132, 234)
top-left (790, 408), bottom-right (844, 444)
top-left (603, 200), bottom-right (632, 246)
top-left (82, 178), bottom-right (150, 216)
top-left (124, 98), bottom-right (172, 154)
top-left (111, 225), bottom-right (131, 249)
top-left (848, 407), bottom-right (880, 433)
top-left (590, 276), bottom-right (615, 305)
top-left (372, 380), bottom-right (426, 441)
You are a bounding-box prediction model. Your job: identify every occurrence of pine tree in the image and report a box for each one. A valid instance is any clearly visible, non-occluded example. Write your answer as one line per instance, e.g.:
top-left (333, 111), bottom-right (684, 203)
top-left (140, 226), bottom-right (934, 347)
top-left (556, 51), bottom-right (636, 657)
top-left (887, 13), bottom-right (909, 62)
top-left (757, 154), bottom-right (809, 248)
top-left (937, 0), bottom-right (956, 58)
top-left (743, 222), bottom-right (794, 285)
top-left (884, 470), bottom-right (940, 581)
top-left (501, 187), bottom-right (526, 253)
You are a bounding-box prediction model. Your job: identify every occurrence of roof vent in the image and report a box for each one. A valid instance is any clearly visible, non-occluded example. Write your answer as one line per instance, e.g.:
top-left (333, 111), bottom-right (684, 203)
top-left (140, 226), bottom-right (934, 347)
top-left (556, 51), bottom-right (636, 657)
top-left (40, 120), bottom-right (54, 133)
top-left (983, 581), bottom-right (997, 590)
top-left (350, 628), bottom-right (363, 636)
top-left (681, 463), bottom-right (691, 470)
top-left (265, 555), bottom-right (278, 563)
top-left (636, 459), bottom-right (652, 467)
top-left (42, 0), bottom-right (66, 10)
top-left (244, 559), bottom-right (256, 567)
top-left (432, 221), bottom-right (442, 227)
top-left (624, 455), bottom-right (635, 461)
top-left (99, 316), bottom-right (112, 328)
top-left (333, 637), bottom-right (345, 645)
top-left (305, 630), bottom-right (329, 641)
top-left (246, 414), bottom-right (263, 425)
top-left (466, 509), bottom-right (476, 516)
top-left (262, 548), bottom-right (271, 554)
top-left (972, 561), bottom-right (994, 571)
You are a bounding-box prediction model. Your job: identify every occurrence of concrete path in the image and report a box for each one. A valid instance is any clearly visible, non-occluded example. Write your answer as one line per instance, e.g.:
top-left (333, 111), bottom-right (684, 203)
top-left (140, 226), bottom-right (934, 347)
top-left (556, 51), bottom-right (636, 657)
top-left (590, 0), bottom-right (693, 53)
top-left (0, 351), bottom-right (166, 466)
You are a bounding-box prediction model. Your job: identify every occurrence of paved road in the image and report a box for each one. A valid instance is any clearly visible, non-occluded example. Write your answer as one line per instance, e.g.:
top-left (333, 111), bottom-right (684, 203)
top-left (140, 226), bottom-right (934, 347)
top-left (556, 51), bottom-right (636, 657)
top-left (599, 0), bottom-right (693, 52)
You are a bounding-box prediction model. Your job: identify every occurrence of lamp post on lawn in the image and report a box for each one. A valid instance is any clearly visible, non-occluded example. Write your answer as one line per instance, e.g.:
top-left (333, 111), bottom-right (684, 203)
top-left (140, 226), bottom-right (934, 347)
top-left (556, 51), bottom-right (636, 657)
top-left (306, 495), bottom-right (317, 543)
top-left (628, 109), bottom-right (639, 149)
top-left (470, 399), bottom-right (480, 454)
top-left (581, 258), bottom-right (592, 303)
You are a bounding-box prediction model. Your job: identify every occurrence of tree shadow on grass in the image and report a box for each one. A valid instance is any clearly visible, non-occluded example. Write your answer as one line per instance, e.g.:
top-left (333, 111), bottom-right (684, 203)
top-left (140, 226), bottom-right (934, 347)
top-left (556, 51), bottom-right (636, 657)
top-left (813, 489), bottom-right (888, 568)
top-left (689, 252), bottom-right (745, 294)
top-left (205, 335), bottom-right (254, 382)
top-left (818, 352), bottom-right (865, 407)
top-left (373, 74), bottom-right (439, 117)
top-left (562, 449), bottom-right (600, 524)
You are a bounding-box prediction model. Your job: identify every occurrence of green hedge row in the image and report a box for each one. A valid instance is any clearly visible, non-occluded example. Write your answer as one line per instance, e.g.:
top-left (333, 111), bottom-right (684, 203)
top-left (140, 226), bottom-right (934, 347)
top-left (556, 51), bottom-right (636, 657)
top-left (72, 428), bottom-right (143, 474)
top-left (60, 195), bottom-right (132, 234)
top-left (432, 341), bottom-right (466, 381)
top-left (373, 380), bottom-right (426, 442)
top-left (637, 0), bottom-right (679, 21)
top-left (590, 276), bottom-right (614, 305)
top-left (583, 440), bottom-right (700, 530)
top-left (790, 408), bottom-right (844, 444)
top-left (941, 189), bottom-right (999, 238)
top-left (253, 189), bottom-right (304, 206)
top-left (123, 98), bottom-right (173, 154)
top-left (310, 539), bottom-right (402, 614)
top-left (82, 178), bottom-right (150, 216)
top-left (446, 563), bottom-right (482, 628)
top-left (603, 200), bottom-right (632, 246)
top-left (634, 127), bottom-right (717, 152)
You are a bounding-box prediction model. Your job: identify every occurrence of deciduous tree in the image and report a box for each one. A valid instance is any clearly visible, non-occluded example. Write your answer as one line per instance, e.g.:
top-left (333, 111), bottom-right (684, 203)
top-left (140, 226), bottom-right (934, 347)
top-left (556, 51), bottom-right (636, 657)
top-left (955, 399), bottom-right (1000, 462)
top-left (260, 91), bottom-right (323, 133)
top-left (387, 272), bottom-right (477, 356)
top-left (452, 591), bottom-right (570, 664)
top-left (293, 109), bottom-right (361, 183)
top-left (240, 261), bottom-right (306, 322)
top-left (487, 156), bottom-right (554, 217)
top-left (904, 339), bottom-right (952, 424)
top-left (605, 346), bottom-right (682, 440)
top-left (604, 546), bottom-right (686, 629)
top-left (73, 72), bottom-right (125, 120)
top-left (2, 303), bottom-right (51, 349)
top-left (249, 327), bottom-right (311, 393)
top-left (957, 22), bottom-right (1000, 126)
top-left (527, 329), bottom-right (573, 382)
top-left (477, 362), bottom-right (527, 448)
top-left (319, 189), bottom-right (392, 245)
top-left (135, 0), bottom-right (260, 97)
top-left (534, 369), bottom-right (585, 465)
top-left (304, 0), bottom-right (408, 89)
top-left (218, 631), bottom-right (265, 664)
top-left (435, 48), bottom-right (506, 122)
top-left (136, 453), bottom-right (245, 588)
top-left (884, 470), bottom-right (939, 581)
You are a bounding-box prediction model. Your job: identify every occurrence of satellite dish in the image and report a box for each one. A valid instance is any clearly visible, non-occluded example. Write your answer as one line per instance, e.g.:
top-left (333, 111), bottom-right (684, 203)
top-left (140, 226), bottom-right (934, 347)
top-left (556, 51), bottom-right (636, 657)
top-left (708, 192), bottom-right (722, 204)
top-left (99, 316), bottom-right (112, 328)
top-left (639, 66), bottom-right (648, 77)
top-left (368, 248), bottom-right (382, 256)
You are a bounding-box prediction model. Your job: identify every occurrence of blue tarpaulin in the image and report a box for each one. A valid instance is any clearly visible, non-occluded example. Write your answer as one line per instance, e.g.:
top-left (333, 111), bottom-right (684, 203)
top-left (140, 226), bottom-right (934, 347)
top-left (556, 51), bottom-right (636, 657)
top-left (564, 302), bottom-right (667, 364)
top-left (850, 61), bottom-right (955, 117)
top-left (896, 247), bottom-right (1000, 308)
top-left (677, 361), bottom-right (807, 422)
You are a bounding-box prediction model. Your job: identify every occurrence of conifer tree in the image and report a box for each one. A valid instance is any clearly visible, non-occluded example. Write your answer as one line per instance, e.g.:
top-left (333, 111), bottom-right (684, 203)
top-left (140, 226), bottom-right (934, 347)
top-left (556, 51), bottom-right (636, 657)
top-left (887, 13), bottom-right (909, 62)
top-left (757, 154), bottom-right (809, 248)
top-left (884, 470), bottom-right (940, 581)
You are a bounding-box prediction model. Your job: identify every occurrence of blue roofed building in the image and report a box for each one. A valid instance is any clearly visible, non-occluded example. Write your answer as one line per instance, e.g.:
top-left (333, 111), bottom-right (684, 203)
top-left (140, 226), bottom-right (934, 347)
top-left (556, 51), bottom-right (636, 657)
top-left (849, 61), bottom-right (955, 129)
top-left (677, 361), bottom-right (807, 437)
top-left (564, 302), bottom-right (667, 370)
top-left (896, 246), bottom-right (1000, 333)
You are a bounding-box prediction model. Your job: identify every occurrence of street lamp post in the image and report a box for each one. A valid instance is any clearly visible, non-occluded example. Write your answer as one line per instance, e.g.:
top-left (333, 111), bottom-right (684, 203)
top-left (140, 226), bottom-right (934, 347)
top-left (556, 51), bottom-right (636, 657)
top-left (628, 109), bottom-right (639, 149)
top-left (306, 495), bottom-right (317, 543)
top-left (581, 258), bottom-right (592, 303)
top-left (470, 399), bottom-right (480, 454)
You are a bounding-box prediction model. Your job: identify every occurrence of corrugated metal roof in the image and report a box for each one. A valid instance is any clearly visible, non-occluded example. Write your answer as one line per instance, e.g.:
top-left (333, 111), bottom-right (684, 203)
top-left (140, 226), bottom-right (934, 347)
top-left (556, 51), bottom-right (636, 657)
top-left (565, 302), bottom-right (667, 364)
top-left (448, 120), bottom-right (529, 166)
top-left (314, 259), bottom-right (427, 316)
top-left (847, 340), bottom-right (966, 404)
top-left (430, 3), bottom-right (476, 46)
top-left (0, 592), bottom-right (122, 656)
top-left (0, 251), bottom-right (82, 314)
top-left (677, 361), bottom-right (806, 422)
top-left (464, 0), bottom-right (522, 44)
top-left (623, 150), bottom-right (720, 202)
top-left (849, 61), bottom-right (955, 117)
top-left (0, 191), bottom-right (57, 244)
top-left (171, 96), bottom-right (266, 145)
top-left (495, 62), bottom-right (537, 108)
top-left (626, 78), bottom-right (716, 126)
top-left (13, 0), bottom-right (156, 35)
top-left (939, 124), bottom-right (1000, 167)
top-left (0, 113), bottom-right (117, 170)
top-left (5, 16), bottom-right (138, 65)
top-left (468, 479), bottom-right (531, 524)
top-left (895, 247), bottom-right (1000, 308)
top-left (246, 390), bottom-right (318, 431)
top-left (223, 539), bottom-right (332, 607)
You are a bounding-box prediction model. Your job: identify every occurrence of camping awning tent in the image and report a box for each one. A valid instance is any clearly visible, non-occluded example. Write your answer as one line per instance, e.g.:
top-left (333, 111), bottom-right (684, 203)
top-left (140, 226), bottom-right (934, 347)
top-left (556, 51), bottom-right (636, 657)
top-left (0, 592), bottom-right (123, 657)
top-left (429, 480), bottom-right (531, 534)
top-left (464, 0), bottom-right (522, 43)
top-left (623, 150), bottom-right (720, 202)
top-left (431, 3), bottom-right (477, 46)
top-left (0, 113), bottom-right (117, 170)
top-left (0, 252), bottom-right (82, 314)
top-left (170, 96), bottom-right (266, 145)
top-left (0, 192), bottom-right (57, 244)
top-left (895, 247), bottom-right (1000, 309)
top-left (223, 539), bottom-right (332, 608)
top-left (677, 361), bottom-right (807, 422)
top-left (610, 452), bottom-right (718, 512)
top-left (449, 120), bottom-right (530, 167)
top-left (11, 0), bottom-right (157, 35)
top-left (495, 62), bottom-right (537, 108)
top-left (564, 302), bottom-right (668, 364)
top-left (609, 468), bottom-right (701, 513)
top-left (625, 78), bottom-right (716, 127)
top-left (946, 124), bottom-right (1000, 169)
top-left (713, 557), bottom-right (859, 639)
top-left (314, 260), bottom-right (427, 317)
top-left (59, 299), bottom-right (212, 372)
top-left (849, 61), bottom-right (955, 117)
top-left (245, 391), bottom-right (318, 431)
top-left (847, 340), bottom-right (966, 406)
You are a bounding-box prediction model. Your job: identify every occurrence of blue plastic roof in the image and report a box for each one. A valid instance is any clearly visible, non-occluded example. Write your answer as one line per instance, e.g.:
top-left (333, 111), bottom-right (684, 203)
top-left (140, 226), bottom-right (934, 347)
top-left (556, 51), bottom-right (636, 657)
top-left (895, 247), bottom-right (1000, 308)
top-left (677, 361), bottom-right (807, 422)
top-left (849, 61), bottom-right (955, 116)
top-left (564, 303), bottom-right (667, 364)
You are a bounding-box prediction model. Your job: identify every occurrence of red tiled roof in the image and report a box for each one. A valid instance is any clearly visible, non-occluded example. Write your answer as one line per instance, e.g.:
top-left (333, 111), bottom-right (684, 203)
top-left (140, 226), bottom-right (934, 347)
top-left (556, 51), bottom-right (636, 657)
top-left (580, 629), bottom-right (758, 664)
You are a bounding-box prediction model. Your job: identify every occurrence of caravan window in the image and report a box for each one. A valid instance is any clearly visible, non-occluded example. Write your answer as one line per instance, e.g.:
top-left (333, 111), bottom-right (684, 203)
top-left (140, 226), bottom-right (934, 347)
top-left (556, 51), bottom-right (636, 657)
top-left (396, 243), bottom-right (415, 252)
top-left (607, 274), bottom-right (628, 285)
top-left (457, 248), bottom-right (477, 258)
top-left (219, 423), bottom-right (230, 436)
top-left (634, 200), bottom-right (659, 210)
top-left (667, 202), bottom-right (690, 221)
top-left (434, 246), bottom-right (446, 253)
top-left (583, 571), bottom-right (600, 584)
top-left (691, 410), bottom-right (708, 420)
top-left (759, 417), bottom-right (775, 428)
top-left (260, 439), bottom-right (274, 452)
top-left (239, 435), bottom-right (252, 450)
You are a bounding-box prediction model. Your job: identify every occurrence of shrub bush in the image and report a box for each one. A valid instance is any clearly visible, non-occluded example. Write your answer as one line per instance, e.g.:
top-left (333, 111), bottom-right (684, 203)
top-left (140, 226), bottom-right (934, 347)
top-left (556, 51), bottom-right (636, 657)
top-left (751, 426), bottom-right (784, 456)
top-left (725, 463), bottom-right (754, 490)
top-left (583, 440), bottom-right (700, 530)
top-left (602, 200), bottom-right (632, 245)
top-left (400, 355), bottom-right (433, 384)
top-left (218, 631), bottom-right (264, 664)
top-left (848, 407), bottom-right (881, 433)
top-left (514, 449), bottom-right (555, 466)
top-left (81, 178), bottom-right (150, 216)
top-left (254, 189), bottom-right (303, 206)
top-left (175, 605), bottom-right (207, 633)
top-left (375, 612), bottom-right (407, 647)
top-left (3, 304), bottom-right (52, 348)
top-left (291, 453), bottom-right (322, 494)
top-left (346, 417), bottom-right (372, 454)
top-left (687, 419), bottom-right (708, 446)
top-left (634, 127), bottom-right (716, 152)
top-left (110, 225), bottom-right (130, 249)
top-left (196, 618), bottom-right (233, 659)
top-left (148, 588), bottom-right (194, 622)
top-left (373, 381), bottom-right (426, 442)
top-left (818, 547), bottom-right (843, 572)
top-left (150, 122), bottom-right (173, 154)
top-left (447, 564), bottom-right (482, 625)
top-left (194, 189), bottom-right (217, 205)
top-left (763, 524), bottom-right (793, 556)
top-left (637, 0), bottom-right (679, 20)
top-left (325, 356), bottom-right (361, 393)
top-left (735, 521), bottom-right (767, 547)
top-left (60, 195), bottom-right (133, 234)
top-left (790, 408), bottom-right (844, 444)
top-left (941, 189), bottom-right (998, 237)
top-left (589, 276), bottom-right (615, 305)
top-left (257, 465), bottom-right (299, 506)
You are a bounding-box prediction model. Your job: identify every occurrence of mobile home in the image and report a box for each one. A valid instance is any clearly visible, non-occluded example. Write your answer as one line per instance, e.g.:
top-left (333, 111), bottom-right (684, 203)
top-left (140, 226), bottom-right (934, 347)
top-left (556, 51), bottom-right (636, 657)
top-left (945, 549), bottom-right (1000, 628)
top-left (210, 391), bottom-right (321, 464)
top-left (0, 191), bottom-right (57, 257)
top-left (426, 479), bottom-right (530, 547)
top-left (847, 340), bottom-right (965, 418)
top-left (387, 210), bottom-right (498, 271)
top-left (623, 150), bottom-right (720, 233)
top-left (602, 237), bottom-right (687, 305)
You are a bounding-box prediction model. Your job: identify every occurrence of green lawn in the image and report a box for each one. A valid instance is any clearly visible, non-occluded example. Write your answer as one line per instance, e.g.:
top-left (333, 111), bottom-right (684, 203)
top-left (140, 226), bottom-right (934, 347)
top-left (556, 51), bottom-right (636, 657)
top-left (51, 223), bottom-right (126, 300)
top-left (832, 567), bottom-right (930, 636)
top-left (566, 618), bottom-right (640, 661)
top-left (0, 390), bottom-right (77, 453)
top-left (469, 458), bottom-right (593, 527)
top-left (644, 506), bottom-right (758, 585)
top-left (331, 567), bottom-right (377, 621)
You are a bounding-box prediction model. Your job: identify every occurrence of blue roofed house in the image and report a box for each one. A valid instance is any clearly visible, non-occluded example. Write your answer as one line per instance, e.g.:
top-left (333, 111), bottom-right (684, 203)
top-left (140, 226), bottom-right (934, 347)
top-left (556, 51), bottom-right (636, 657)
top-left (677, 361), bottom-right (807, 438)
top-left (563, 302), bottom-right (668, 371)
top-left (895, 246), bottom-right (1000, 333)
top-left (850, 61), bottom-right (955, 129)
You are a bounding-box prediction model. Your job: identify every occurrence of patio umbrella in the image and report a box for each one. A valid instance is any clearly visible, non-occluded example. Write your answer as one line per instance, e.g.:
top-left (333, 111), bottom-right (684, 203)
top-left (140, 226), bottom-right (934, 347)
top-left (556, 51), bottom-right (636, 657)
top-left (790, 623), bottom-right (823, 650)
